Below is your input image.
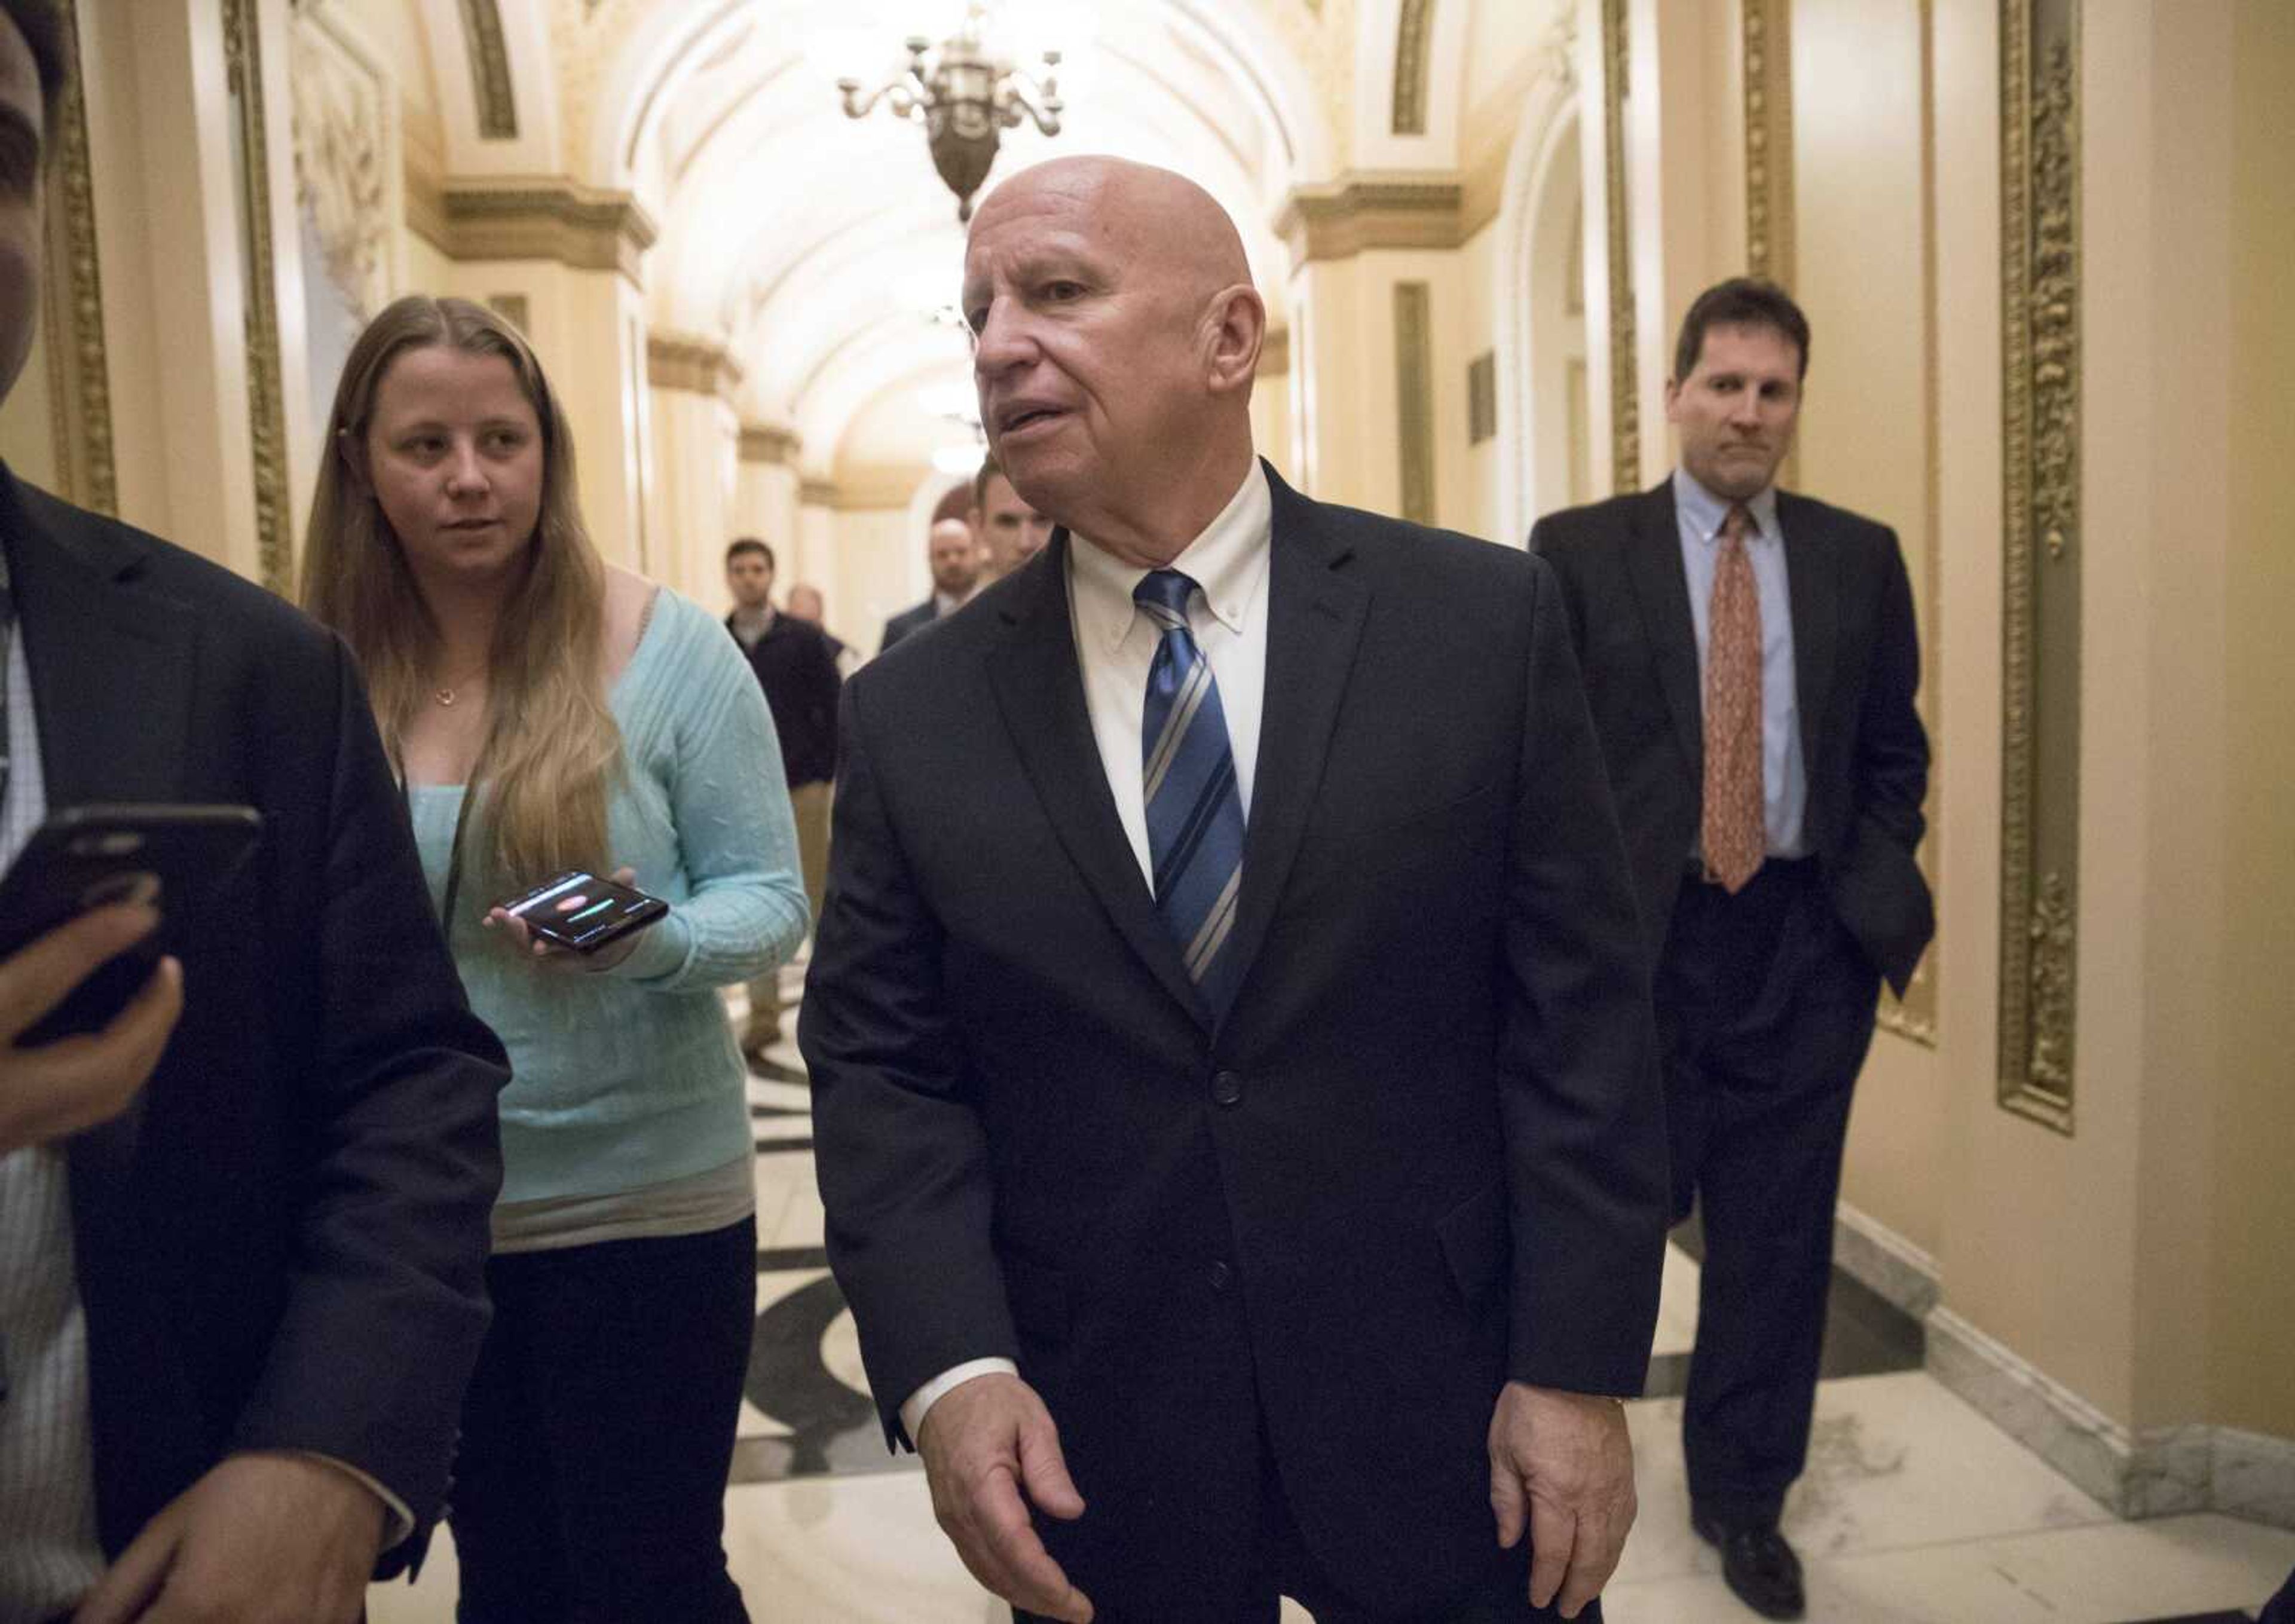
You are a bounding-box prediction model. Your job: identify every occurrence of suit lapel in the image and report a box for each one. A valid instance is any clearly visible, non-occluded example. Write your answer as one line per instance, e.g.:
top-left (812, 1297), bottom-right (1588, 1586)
top-left (1777, 492), bottom-right (1839, 773)
top-left (985, 534), bottom-right (1210, 1027)
top-left (5, 478), bottom-right (195, 812)
top-left (1620, 481), bottom-right (1704, 782)
top-left (1216, 467), bottom-right (1368, 1030)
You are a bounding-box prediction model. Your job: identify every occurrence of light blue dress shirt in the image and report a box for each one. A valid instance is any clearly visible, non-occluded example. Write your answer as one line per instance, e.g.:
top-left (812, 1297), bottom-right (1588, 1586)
top-left (1674, 467), bottom-right (1808, 860)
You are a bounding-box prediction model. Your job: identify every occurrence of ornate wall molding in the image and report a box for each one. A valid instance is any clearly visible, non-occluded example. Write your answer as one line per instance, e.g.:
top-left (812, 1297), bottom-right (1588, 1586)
top-left (1600, 0), bottom-right (1640, 493)
top-left (224, 0), bottom-right (293, 597)
top-left (458, 0), bottom-right (519, 139)
top-left (432, 179), bottom-right (658, 282)
top-left (1879, 0), bottom-right (1944, 1050)
top-left (1393, 281), bottom-right (1435, 523)
top-left (1276, 174), bottom-right (1465, 263)
top-left (1260, 325), bottom-right (1292, 378)
top-left (1742, 0), bottom-right (1797, 285)
top-left (290, 5), bottom-right (394, 325)
top-left (647, 330), bottom-right (744, 402)
top-left (39, 0), bottom-right (115, 516)
top-left (1392, 0), bottom-right (1437, 136)
top-left (1996, 0), bottom-right (2082, 1132)
top-left (1467, 350), bottom-right (1497, 446)
top-left (739, 423), bottom-right (800, 466)
top-left (797, 478), bottom-right (839, 507)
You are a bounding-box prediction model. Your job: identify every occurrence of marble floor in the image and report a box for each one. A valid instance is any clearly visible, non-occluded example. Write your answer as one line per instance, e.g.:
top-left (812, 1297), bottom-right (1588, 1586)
top-left (369, 970), bottom-right (2295, 1623)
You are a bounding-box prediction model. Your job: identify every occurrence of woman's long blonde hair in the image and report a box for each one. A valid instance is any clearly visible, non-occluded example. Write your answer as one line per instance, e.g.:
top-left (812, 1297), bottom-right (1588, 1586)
top-left (302, 294), bottom-right (620, 891)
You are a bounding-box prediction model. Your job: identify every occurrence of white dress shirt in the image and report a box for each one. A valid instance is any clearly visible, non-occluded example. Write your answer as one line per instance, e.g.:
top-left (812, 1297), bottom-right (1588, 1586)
top-left (1672, 467), bottom-right (1809, 859)
top-left (896, 461), bottom-right (1275, 1443)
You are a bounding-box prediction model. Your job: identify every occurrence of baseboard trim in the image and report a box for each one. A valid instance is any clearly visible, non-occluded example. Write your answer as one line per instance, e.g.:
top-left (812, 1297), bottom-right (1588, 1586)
top-left (1924, 1307), bottom-right (2295, 1530)
top-left (1832, 1201), bottom-right (1941, 1318)
top-left (2215, 1427), bottom-right (2295, 1531)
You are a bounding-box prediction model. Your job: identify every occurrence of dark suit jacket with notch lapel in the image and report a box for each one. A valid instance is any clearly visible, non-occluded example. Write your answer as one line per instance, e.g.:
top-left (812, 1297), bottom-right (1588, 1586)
top-left (1529, 480), bottom-right (1933, 995)
top-left (877, 597), bottom-right (937, 655)
top-left (1, 468), bottom-right (510, 1576)
top-left (801, 461), bottom-right (1669, 1615)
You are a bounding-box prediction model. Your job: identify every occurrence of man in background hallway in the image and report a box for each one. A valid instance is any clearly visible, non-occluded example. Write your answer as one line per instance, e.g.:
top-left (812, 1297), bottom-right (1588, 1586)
top-left (787, 582), bottom-right (861, 678)
top-left (879, 516), bottom-right (983, 654)
top-left (0, 4), bottom-right (509, 1617)
top-left (971, 454), bottom-right (1054, 583)
top-left (726, 538), bottom-right (840, 1057)
top-left (805, 154), bottom-right (1668, 1624)
top-left (1532, 278), bottom-right (1933, 1622)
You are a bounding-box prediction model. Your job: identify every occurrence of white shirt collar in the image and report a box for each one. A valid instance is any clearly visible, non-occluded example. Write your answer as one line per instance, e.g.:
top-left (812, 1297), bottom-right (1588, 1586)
top-left (1673, 466), bottom-right (1780, 546)
top-left (1068, 461), bottom-right (1273, 658)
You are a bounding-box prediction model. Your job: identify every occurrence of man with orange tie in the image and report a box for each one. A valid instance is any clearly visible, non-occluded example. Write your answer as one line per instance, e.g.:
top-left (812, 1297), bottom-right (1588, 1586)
top-left (1532, 279), bottom-right (1932, 1622)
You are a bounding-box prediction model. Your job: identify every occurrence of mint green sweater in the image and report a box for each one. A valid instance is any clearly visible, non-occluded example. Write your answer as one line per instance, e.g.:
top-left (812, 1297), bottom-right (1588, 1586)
top-left (408, 589), bottom-right (807, 1204)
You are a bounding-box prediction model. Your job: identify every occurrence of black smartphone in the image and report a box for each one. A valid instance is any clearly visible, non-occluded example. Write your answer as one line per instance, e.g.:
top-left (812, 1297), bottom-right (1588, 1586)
top-left (0, 804), bottom-right (264, 1045)
top-left (497, 869), bottom-right (669, 955)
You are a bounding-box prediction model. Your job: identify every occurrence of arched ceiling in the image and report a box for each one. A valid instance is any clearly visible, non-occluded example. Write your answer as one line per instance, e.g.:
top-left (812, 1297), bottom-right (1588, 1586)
top-left (385, 0), bottom-right (1563, 479)
top-left (587, 0), bottom-right (1338, 476)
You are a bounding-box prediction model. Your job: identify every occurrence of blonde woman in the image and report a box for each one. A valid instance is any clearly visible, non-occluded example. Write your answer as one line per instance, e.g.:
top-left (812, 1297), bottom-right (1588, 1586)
top-left (303, 295), bottom-right (804, 1622)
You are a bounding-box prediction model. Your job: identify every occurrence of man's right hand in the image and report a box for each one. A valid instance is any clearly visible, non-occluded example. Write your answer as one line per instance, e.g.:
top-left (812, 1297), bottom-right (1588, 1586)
top-left (0, 904), bottom-right (182, 1155)
top-left (916, 1371), bottom-right (1094, 1622)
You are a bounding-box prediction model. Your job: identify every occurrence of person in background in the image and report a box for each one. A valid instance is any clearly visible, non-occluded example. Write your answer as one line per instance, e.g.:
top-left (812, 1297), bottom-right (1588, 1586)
top-left (303, 294), bottom-right (808, 1624)
top-left (724, 537), bottom-right (840, 1059)
top-left (786, 582), bottom-right (861, 677)
top-left (1533, 278), bottom-right (1933, 1622)
top-left (971, 452), bottom-right (1055, 582)
top-left (0, 7), bottom-right (509, 1620)
top-left (879, 515), bottom-right (983, 653)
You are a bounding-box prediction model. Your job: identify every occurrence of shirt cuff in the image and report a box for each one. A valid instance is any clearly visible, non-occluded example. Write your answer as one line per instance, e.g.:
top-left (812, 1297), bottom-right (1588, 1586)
top-left (279, 1451), bottom-right (415, 1547)
top-left (899, 1358), bottom-right (1019, 1445)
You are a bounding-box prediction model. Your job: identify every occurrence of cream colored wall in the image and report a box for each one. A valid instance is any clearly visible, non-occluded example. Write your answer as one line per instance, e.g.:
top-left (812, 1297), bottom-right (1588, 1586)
top-left (831, 506), bottom-right (926, 657)
top-left (80, 0), bottom-right (262, 572)
top-left (1927, 0), bottom-right (2266, 1436)
top-left (1286, 249), bottom-right (1476, 531)
top-left (401, 228), bottom-right (452, 297)
top-left (1463, 0), bottom-right (1556, 109)
top-left (645, 386), bottom-right (738, 605)
top-left (1788, 0), bottom-right (1946, 1261)
top-left (2211, 0), bottom-right (2295, 1441)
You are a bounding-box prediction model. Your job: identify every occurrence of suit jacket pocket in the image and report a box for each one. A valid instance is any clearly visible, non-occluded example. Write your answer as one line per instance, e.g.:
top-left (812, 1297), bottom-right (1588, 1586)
top-left (1436, 1178), bottom-right (1510, 1308)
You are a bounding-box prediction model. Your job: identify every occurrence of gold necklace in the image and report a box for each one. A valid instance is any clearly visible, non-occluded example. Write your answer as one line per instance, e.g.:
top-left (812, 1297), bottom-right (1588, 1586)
top-left (432, 668), bottom-right (486, 707)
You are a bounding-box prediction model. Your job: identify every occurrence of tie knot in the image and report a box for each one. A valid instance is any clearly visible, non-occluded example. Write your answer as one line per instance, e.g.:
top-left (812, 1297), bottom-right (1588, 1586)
top-left (1720, 504), bottom-right (1755, 546)
top-left (1134, 568), bottom-right (1199, 622)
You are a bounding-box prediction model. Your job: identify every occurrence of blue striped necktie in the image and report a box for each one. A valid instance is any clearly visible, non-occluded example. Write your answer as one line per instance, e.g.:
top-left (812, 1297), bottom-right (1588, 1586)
top-left (1135, 569), bottom-right (1246, 1014)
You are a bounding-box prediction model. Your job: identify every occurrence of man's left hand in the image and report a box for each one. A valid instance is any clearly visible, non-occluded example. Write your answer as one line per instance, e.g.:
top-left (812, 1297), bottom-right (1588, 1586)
top-left (73, 1451), bottom-right (386, 1624)
top-left (1488, 1381), bottom-right (1636, 1620)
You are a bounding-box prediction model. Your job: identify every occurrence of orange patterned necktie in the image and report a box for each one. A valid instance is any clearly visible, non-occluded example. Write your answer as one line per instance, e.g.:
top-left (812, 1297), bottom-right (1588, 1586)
top-left (1702, 503), bottom-right (1765, 893)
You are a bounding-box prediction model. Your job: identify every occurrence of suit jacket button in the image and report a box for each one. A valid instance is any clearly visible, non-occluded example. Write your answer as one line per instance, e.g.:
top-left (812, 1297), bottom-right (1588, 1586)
top-left (1211, 1070), bottom-right (1244, 1106)
top-left (1208, 1259), bottom-right (1233, 1291)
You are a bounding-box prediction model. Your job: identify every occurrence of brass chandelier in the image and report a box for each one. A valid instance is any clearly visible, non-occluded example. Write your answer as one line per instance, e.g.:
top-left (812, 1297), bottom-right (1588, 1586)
top-left (837, 2), bottom-right (1065, 222)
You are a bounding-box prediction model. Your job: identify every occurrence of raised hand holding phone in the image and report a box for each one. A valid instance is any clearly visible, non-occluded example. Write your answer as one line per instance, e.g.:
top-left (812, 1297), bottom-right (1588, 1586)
top-left (0, 904), bottom-right (182, 1154)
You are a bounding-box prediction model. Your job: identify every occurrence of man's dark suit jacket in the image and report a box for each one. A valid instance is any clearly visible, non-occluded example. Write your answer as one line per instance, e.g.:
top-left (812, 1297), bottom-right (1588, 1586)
top-left (2, 469), bottom-right (510, 1574)
top-left (727, 610), bottom-right (840, 787)
top-left (877, 597), bottom-right (936, 654)
top-left (801, 464), bottom-right (1669, 1614)
top-left (1530, 480), bottom-right (1933, 994)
